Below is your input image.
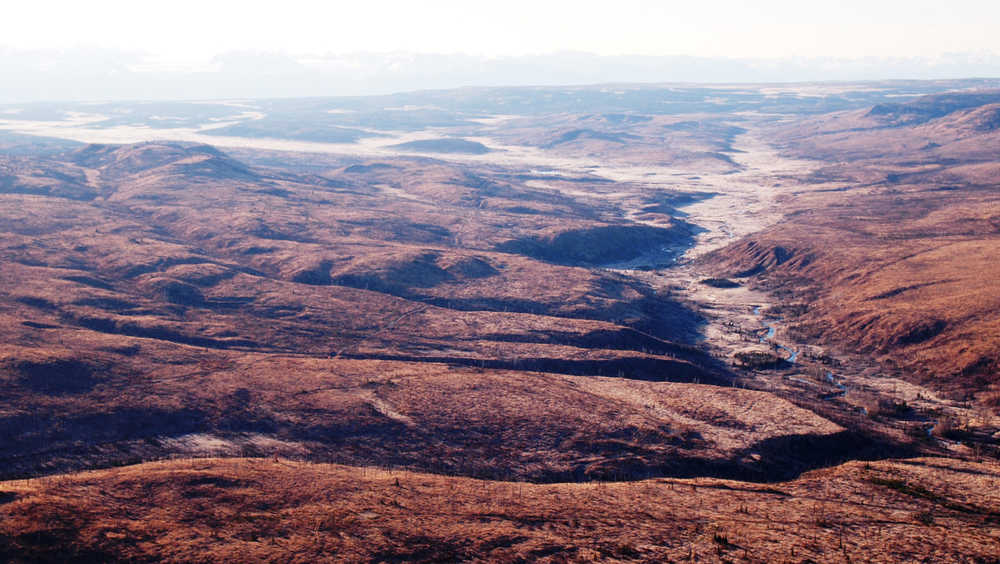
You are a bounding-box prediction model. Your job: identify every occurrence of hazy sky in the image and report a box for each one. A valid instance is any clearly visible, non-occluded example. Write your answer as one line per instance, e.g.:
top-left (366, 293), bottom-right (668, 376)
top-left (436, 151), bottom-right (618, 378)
top-left (6, 0), bottom-right (1000, 62)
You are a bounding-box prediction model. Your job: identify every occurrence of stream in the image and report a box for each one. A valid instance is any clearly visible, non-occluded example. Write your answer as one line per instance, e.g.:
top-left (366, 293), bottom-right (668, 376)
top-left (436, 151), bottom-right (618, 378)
top-left (752, 306), bottom-right (797, 363)
top-left (753, 306), bottom-right (943, 436)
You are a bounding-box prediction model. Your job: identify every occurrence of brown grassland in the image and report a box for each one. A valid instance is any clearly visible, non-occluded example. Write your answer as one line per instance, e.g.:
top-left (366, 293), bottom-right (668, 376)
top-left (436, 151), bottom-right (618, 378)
top-left (2, 456), bottom-right (999, 562)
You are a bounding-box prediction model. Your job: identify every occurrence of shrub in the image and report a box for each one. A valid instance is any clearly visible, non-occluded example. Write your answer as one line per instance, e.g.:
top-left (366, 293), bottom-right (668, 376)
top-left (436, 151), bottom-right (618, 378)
top-left (733, 351), bottom-right (785, 370)
top-left (914, 510), bottom-right (934, 525)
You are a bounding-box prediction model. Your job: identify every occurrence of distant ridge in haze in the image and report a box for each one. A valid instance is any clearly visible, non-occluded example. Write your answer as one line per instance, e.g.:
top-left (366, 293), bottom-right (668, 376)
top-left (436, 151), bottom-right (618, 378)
top-left (2, 47), bottom-right (1000, 103)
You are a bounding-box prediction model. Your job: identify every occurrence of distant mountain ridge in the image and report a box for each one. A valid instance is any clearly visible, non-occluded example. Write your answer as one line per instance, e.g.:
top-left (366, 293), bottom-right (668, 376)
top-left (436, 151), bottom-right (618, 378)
top-left (4, 48), bottom-right (1000, 102)
top-left (867, 90), bottom-right (1000, 125)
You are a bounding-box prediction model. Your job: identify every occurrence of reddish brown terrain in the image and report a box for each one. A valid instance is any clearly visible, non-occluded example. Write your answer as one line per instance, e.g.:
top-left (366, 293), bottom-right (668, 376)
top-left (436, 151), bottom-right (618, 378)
top-left (0, 141), bottom-right (741, 481)
top-left (0, 83), bottom-right (998, 561)
top-left (3, 456), bottom-right (1000, 563)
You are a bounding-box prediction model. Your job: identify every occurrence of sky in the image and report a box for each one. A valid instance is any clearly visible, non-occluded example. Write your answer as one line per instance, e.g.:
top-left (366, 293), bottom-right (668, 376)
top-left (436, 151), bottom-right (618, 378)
top-left (2, 1), bottom-right (1000, 101)
top-left (5, 0), bottom-right (1000, 62)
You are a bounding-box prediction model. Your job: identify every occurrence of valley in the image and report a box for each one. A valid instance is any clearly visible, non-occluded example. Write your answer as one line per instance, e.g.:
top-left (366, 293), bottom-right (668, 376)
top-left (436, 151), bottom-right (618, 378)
top-left (0, 81), bottom-right (998, 561)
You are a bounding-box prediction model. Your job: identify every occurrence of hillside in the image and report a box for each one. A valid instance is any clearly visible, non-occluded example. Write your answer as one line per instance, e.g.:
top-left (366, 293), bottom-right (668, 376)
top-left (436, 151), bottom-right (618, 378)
top-left (2, 456), bottom-right (999, 563)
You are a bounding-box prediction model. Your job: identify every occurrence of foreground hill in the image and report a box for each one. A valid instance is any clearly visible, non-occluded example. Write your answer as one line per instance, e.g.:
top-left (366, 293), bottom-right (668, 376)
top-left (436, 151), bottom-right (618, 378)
top-left (705, 91), bottom-right (1000, 403)
top-left (2, 456), bottom-right (999, 562)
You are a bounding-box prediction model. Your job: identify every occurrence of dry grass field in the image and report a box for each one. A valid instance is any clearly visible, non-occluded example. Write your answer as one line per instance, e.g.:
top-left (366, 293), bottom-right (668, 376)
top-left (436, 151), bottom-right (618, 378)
top-left (2, 456), bottom-right (999, 563)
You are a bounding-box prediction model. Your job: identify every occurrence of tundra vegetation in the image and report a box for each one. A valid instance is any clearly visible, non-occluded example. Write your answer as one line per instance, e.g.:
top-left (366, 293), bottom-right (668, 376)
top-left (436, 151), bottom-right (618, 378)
top-left (0, 81), bottom-right (998, 561)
